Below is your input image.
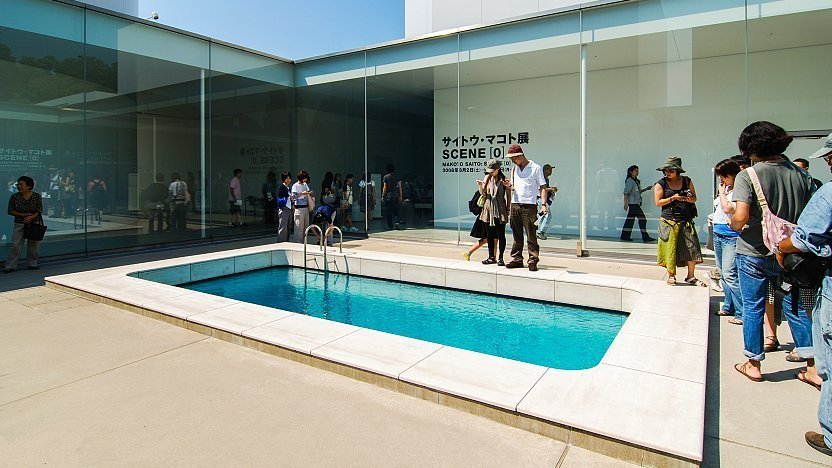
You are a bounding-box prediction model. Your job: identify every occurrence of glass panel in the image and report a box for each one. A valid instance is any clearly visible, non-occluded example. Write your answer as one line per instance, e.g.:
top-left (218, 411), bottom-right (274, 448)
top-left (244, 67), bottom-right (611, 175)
top-left (209, 44), bottom-right (293, 236)
top-left (295, 53), bottom-right (366, 239)
top-left (366, 36), bottom-right (458, 238)
top-left (459, 13), bottom-right (581, 256)
top-left (0, 0), bottom-right (86, 259)
top-left (84, 10), bottom-right (209, 250)
top-left (747, 1), bottom-right (832, 182)
top-left (584, 0), bottom-right (746, 258)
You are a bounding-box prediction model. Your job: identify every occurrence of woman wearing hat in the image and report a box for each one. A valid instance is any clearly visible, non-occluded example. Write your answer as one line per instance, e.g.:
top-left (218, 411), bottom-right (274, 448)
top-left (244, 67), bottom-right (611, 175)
top-left (653, 156), bottom-right (705, 286)
top-left (477, 159), bottom-right (510, 265)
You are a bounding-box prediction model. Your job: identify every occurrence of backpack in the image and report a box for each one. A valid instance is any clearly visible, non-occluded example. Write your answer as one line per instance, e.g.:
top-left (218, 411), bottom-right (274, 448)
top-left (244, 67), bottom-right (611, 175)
top-left (468, 190), bottom-right (482, 216)
top-left (747, 166), bottom-right (796, 254)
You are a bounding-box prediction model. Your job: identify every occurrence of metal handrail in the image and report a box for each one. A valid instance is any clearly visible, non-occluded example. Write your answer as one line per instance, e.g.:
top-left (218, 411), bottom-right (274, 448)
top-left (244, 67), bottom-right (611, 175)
top-left (303, 224), bottom-right (324, 270)
top-left (74, 208), bottom-right (89, 229)
top-left (330, 226), bottom-right (343, 253)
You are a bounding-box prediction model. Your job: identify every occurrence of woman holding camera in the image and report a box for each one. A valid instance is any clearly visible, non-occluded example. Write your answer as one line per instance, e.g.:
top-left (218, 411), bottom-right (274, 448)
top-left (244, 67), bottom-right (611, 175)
top-left (653, 156), bottom-right (705, 286)
top-left (4, 176), bottom-right (43, 272)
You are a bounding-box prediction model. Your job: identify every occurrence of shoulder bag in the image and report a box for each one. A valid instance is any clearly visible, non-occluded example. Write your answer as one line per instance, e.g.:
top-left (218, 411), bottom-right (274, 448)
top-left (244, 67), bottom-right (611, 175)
top-left (24, 213), bottom-right (47, 241)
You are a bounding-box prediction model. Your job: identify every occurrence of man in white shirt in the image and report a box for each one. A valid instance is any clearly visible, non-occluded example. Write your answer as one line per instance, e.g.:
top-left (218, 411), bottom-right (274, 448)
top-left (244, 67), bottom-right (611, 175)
top-left (504, 144), bottom-right (548, 271)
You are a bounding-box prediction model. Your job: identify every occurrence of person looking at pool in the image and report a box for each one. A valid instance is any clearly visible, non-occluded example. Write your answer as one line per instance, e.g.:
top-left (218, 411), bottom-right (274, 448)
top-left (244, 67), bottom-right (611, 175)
top-left (478, 159), bottom-right (509, 266)
top-left (712, 159), bottom-right (743, 325)
top-left (276, 172), bottom-right (292, 242)
top-left (620, 165), bottom-right (654, 243)
top-left (730, 121), bottom-right (815, 383)
top-left (653, 156), bottom-right (705, 286)
top-left (504, 144), bottom-right (547, 271)
top-left (4, 176), bottom-right (44, 273)
top-left (292, 171), bottom-right (313, 243)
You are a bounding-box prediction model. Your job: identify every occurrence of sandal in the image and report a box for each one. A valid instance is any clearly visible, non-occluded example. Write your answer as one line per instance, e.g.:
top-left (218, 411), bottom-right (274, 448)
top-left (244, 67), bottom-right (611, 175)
top-left (727, 317), bottom-right (743, 325)
top-left (764, 336), bottom-right (780, 353)
top-left (667, 275), bottom-right (676, 285)
top-left (715, 310), bottom-right (733, 316)
top-left (684, 276), bottom-right (708, 287)
top-left (786, 350), bottom-right (807, 363)
top-left (497, 259), bottom-right (505, 266)
top-left (796, 370), bottom-right (821, 391)
top-left (734, 362), bottom-right (763, 382)
top-left (482, 258), bottom-right (497, 265)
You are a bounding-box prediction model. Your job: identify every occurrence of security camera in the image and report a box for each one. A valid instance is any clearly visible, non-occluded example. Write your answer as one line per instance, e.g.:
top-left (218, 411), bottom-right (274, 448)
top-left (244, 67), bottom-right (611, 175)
top-left (147, 12), bottom-right (159, 20)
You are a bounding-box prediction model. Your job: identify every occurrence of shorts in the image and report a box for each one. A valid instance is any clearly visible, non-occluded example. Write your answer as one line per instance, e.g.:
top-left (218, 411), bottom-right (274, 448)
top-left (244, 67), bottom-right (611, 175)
top-left (229, 201), bottom-right (241, 213)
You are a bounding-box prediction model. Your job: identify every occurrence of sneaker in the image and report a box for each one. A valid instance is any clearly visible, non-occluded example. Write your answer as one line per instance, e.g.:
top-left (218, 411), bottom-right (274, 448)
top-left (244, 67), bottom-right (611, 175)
top-left (463, 251), bottom-right (471, 261)
top-left (711, 281), bottom-right (724, 293)
top-left (505, 260), bottom-right (524, 269)
top-left (805, 431), bottom-right (832, 456)
top-left (536, 232), bottom-right (547, 240)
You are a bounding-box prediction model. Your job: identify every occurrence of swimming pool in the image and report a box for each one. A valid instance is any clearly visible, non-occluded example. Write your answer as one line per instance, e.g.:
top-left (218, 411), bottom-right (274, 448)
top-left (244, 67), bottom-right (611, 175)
top-left (182, 266), bottom-right (625, 369)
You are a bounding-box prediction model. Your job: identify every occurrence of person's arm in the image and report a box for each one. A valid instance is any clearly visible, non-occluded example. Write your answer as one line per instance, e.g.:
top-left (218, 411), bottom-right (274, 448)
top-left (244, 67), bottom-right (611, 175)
top-left (539, 185), bottom-right (548, 213)
top-left (624, 179), bottom-right (632, 210)
top-left (229, 185), bottom-right (236, 200)
top-left (730, 201), bottom-right (750, 232)
top-left (381, 181), bottom-right (388, 199)
top-left (624, 194), bottom-right (629, 211)
top-left (101, 181), bottom-right (107, 191)
top-left (87, 181), bottom-right (94, 193)
top-left (398, 180), bottom-right (403, 201)
top-left (654, 182), bottom-right (683, 207)
top-left (719, 185), bottom-right (735, 215)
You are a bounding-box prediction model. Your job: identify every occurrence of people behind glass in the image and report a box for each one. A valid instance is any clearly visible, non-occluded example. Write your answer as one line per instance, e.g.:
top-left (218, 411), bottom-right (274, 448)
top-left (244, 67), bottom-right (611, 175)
top-left (536, 164), bottom-right (557, 240)
top-left (730, 121), bottom-right (816, 384)
top-left (653, 156), bottom-right (706, 286)
top-left (594, 160), bottom-right (619, 231)
top-left (358, 172), bottom-right (376, 227)
top-left (143, 173), bottom-right (169, 233)
top-left (331, 173), bottom-right (342, 205)
top-left (87, 175), bottom-right (107, 224)
top-left (168, 172), bottom-right (190, 232)
top-left (321, 171), bottom-right (334, 198)
top-left (276, 172), bottom-right (293, 242)
top-left (478, 159), bottom-right (510, 266)
top-left (711, 159), bottom-right (743, 325)
top-left (228, 169), bottom-right (245, 228)
top-left (620, 165), bottom-right (654, 243)
top-left (4, 176), bottom-right (43, 273)
top-left (381, 164), bottom-right (402, 230)
top-left (59, 170), bottom-right (77, 218)
top-left (262, 171), bottom-right (277, 226)
top-left (340, 174), bottom-right (357, 232)
top-left (291, 171), bottom-right (313, 243)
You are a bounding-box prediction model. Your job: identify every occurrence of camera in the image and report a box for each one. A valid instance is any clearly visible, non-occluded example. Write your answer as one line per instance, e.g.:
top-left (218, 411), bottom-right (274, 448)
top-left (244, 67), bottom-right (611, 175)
top-left (678, 189), bottom-right (693, 198)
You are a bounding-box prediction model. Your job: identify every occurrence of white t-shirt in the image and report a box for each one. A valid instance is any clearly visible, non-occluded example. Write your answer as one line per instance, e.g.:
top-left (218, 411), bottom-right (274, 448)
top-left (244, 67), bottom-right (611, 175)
top-left (511, 161), bottom-right (546, 204)
top-left (291, 181), bottom-right (310, 207)
top-left (712, 189), bottom-right (734, 225)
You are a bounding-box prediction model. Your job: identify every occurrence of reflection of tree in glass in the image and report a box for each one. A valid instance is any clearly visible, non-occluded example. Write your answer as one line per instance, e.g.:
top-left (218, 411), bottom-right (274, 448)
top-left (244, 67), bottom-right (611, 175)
top-left (0, 42), bottom-right (117, 104)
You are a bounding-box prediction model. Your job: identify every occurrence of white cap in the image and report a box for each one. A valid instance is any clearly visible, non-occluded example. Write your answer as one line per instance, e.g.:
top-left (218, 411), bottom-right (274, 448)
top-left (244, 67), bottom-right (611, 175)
top-left (809, 132), bottom-right (832, 159)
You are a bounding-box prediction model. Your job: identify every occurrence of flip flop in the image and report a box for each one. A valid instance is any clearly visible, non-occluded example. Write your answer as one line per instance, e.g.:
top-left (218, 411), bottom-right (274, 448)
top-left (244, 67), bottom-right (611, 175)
top-left (727, 317), bottom-right (743, 325)
top-left (796, 371), bottom-right (821, 391)
top-left (734, 362), bottom-right (763, 382)
top-left (764, 336), bottom-right (780, 353)
top-left (786, 350), bottom-right (807, 362)
top-left (667, 275), bottom-right (676, 285)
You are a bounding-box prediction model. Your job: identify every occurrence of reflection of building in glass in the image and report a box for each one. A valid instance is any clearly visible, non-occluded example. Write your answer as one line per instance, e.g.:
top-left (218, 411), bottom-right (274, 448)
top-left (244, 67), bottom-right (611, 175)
top-left (2, 0), bottom-right (831, 261)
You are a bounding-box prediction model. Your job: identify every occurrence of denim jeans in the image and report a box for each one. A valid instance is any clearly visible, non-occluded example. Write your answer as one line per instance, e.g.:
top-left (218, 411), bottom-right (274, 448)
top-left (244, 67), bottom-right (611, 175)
top-left (536, 203), bottom-right (551, 234)
top-left (737, 253), bottom-right (813, 361)
top-left (813, 292), bottom-right (832, 448)
top-left (713, 232), bottom-right (742, 318)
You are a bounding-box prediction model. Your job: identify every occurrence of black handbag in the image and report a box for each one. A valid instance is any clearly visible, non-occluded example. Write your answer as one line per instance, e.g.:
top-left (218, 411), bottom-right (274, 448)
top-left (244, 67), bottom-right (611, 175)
top-left (781, 252), bottom-right (830, 290)
top-left (23, 214), bottom-right (47, 241)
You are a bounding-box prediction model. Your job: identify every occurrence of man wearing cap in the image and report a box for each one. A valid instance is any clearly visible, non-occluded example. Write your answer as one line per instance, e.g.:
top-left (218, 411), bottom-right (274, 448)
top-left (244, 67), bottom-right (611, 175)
top-left (774, 133), bottom-right (832, 457)
top-left (536, 164), bottom-right (557, 240)
top-left (504, 144), bottom-right (548, 271)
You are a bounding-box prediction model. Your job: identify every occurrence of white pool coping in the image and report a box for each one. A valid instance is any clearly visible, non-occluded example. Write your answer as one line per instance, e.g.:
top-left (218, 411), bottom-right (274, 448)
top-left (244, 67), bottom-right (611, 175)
top-left (45, 243), bottom-right (709, 463)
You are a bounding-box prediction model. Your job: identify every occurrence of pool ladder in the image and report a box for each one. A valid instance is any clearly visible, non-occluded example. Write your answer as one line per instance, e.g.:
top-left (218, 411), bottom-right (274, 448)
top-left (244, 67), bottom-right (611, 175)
top-left (303, 225), bottom-right (343, 272)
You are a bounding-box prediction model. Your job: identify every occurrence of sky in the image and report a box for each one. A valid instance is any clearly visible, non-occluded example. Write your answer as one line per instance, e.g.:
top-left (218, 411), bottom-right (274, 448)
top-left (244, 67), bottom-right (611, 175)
top-left (138, 0), bottom-right (405, 60)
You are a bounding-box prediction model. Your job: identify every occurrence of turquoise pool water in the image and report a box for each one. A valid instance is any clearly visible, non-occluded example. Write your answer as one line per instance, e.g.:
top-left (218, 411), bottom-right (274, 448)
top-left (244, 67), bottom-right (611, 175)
top-left (182, 267), bottom-right (625, 369)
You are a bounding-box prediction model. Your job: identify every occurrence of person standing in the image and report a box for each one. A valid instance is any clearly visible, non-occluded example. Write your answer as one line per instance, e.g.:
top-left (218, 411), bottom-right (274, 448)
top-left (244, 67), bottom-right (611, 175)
top-left (168, 173), bottom-right (189, 232)
top-left (4, 176), bottom-right (44, 272)
top-left (144, 173), bottom-right (169, 233)
top-left (262, 171), bottom-right (278, 225)
top-left (712, 159), bottom-right (743, 325)
top-left (504, 144), bottom-right (547, 271)
top-left (381, 164), bottom-right (402, 230)
top-left (653, 156), bottom-right (705, 286)
top-left (341, 174), bottom-right (356, 232)
top-left (87, 175), bottom-right (107, 224)
top-left (276, 172), bottom-right (293, 242)
top-left (228, 169), bottom-right (244, 228)
top-left (60, 170), bottom-right (77, 218)
top-left (794, 157), bottom-right (824, 191)
top-left (479, 159), bottom-right (510, 266)
top-left (358, 172), bottom-right (376, 230)
top-left (535, 164), bottom-right (558, 240)
top-left (775, 179), bottom-right (831, 457)
top-left (730, 121), bottom-right (815, 383)
top-left (292, 171), bottom-right (313, 243)
top-left (620, 165), bottom-right (654, 242)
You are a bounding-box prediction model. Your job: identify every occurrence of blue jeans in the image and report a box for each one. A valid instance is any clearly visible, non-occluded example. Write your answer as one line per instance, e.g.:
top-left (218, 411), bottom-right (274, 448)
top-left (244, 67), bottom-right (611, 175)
top-left (713, 233), bottom-right (742, 318)
top-left (737, 253), bottom-right (813, 361)
top-left (813, 292), bottom-right (832, 447)
top-left (536, 203), bottom-right (551, 234)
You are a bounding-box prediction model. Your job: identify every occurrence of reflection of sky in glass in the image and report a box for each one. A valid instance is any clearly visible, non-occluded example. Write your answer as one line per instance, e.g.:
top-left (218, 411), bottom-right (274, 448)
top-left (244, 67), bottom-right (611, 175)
top-left (184, 267), bottom-right (625, 370)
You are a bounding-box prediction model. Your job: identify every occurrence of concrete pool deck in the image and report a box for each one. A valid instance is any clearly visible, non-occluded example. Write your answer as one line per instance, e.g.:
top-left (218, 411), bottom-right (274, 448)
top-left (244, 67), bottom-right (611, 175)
top-left (0, 237), bottom-right (828, 466)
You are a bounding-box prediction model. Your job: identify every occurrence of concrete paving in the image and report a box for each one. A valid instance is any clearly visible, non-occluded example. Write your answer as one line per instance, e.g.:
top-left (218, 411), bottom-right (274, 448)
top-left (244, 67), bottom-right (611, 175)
top-left (0, 237), bottom-right (828, 466)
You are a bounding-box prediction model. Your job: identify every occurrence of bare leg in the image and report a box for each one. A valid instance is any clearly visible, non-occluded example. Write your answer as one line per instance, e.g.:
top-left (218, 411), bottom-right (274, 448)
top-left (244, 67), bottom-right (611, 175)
top-left (468, 238), bottom-right (486, 255)
top-left (764, 302), bottom-right (777, 341)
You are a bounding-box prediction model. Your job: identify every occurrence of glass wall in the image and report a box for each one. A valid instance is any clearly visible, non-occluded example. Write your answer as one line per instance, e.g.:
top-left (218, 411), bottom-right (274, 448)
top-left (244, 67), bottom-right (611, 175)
top-left (2, 0), bottom-right (832, 263)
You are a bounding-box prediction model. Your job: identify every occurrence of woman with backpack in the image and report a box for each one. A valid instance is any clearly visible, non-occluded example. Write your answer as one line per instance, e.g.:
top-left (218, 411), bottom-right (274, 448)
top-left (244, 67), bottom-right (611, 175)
top-left (730, 121), bottom-right (816, 384)
top-left (653, 156), bottom-right (705, 286)
top-left (87, 175), bottom-right (107, 223)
